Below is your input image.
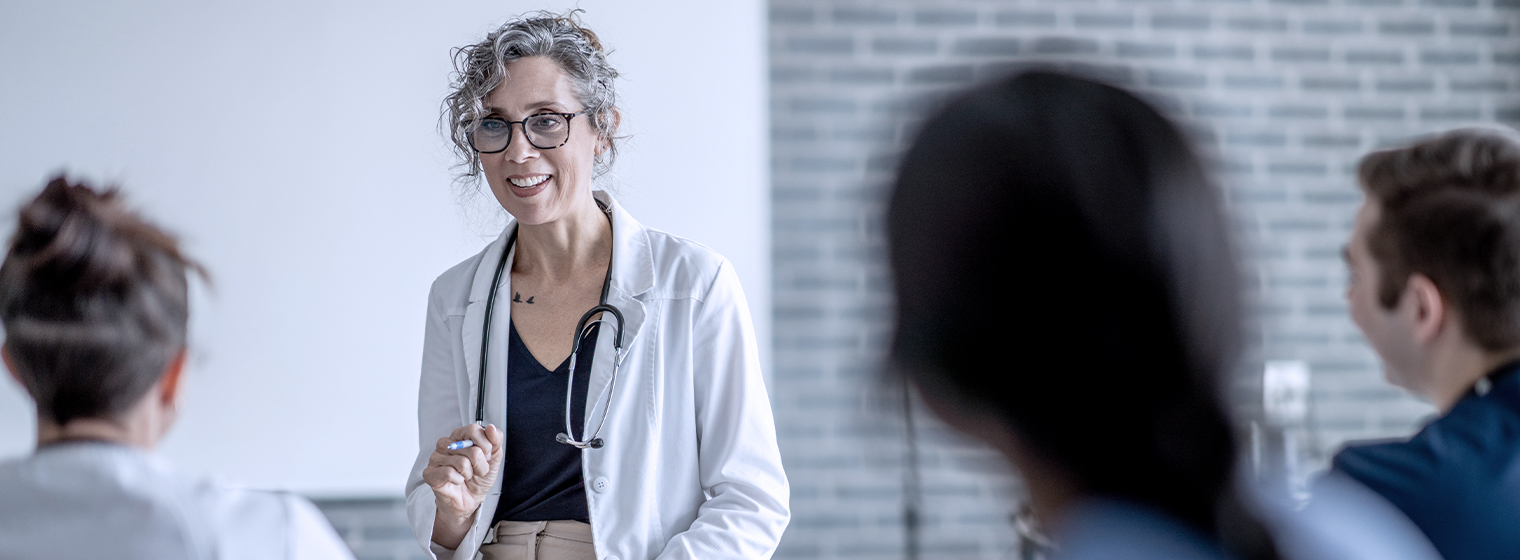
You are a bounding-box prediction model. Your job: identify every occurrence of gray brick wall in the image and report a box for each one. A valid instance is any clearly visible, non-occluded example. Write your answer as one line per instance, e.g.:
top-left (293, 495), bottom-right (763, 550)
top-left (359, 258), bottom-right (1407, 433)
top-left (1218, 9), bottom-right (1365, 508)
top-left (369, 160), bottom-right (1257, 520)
top-left (768, 1), bottom-right (1520, 559)
top-left (313, 2), bottom-right (1520, 559)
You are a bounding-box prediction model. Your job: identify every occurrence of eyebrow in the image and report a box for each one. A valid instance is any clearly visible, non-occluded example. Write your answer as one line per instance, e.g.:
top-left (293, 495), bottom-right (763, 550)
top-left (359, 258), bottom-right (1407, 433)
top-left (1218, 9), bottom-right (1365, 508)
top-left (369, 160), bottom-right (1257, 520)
top-left (483, 101), bottom-right (568, 116)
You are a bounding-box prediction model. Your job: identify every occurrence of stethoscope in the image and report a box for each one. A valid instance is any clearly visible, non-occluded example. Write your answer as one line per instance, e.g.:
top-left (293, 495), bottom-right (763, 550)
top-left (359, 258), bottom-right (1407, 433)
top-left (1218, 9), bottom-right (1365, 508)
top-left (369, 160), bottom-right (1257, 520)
top-left (472, 202), bottom-right (625, 449)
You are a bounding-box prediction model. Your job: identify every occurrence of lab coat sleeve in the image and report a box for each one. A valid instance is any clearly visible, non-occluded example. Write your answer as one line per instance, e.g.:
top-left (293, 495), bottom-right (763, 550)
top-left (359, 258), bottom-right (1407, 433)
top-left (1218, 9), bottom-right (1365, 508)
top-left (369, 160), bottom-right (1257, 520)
top-left (405, 281), bottom-right (488, 560)
top-left (656, 259), bottom-right (790, 560)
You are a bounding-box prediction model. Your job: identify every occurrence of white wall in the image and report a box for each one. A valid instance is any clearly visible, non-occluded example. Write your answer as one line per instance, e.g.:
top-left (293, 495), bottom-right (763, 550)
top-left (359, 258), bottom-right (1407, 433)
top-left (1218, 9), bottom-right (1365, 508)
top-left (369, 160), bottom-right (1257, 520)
top-left (0, 0), bottom-right (767, 497)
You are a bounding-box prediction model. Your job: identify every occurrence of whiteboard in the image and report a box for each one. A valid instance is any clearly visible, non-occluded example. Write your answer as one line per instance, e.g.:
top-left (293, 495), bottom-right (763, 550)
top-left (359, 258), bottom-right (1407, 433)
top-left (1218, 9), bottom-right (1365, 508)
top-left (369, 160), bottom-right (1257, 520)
top-left (0, 0), bottom-right (767, 497)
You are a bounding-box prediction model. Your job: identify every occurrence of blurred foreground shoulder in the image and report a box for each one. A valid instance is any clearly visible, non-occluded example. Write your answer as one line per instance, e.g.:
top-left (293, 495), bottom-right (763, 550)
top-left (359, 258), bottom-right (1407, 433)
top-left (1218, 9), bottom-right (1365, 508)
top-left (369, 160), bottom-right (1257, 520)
top-left (0, 444), bottom-right (354, 560)
top-left (1251, 470), bottom-right (1440, 560)
top-left (194, 483), bottom-right (356, 560)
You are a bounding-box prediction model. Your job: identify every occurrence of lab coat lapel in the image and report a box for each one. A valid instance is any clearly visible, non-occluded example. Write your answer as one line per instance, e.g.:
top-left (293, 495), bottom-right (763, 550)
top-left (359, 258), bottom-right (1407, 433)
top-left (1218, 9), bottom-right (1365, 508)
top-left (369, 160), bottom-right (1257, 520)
top-left (463, 221), bottom-right (518, 429)
top-left (587, 286), bottom-right (644, 430)
top-left (585, 192), bottom-right (653, 428)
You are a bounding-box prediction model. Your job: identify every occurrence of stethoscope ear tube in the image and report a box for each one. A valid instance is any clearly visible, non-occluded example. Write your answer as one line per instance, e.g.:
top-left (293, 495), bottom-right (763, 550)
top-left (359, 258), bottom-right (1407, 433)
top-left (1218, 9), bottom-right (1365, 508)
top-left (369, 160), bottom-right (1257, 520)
top-left (561, 312), bottom-right (622, 449)
top-left (572, 304), bottom-right (625, 353)
top-left (474, 227), bottom-right (518, 425)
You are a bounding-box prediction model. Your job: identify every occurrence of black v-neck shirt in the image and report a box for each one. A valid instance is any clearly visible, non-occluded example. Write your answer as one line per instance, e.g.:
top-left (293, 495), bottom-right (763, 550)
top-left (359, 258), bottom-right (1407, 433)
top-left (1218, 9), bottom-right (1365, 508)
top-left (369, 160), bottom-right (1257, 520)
top-left (492, 320), bottom-right (597, 523)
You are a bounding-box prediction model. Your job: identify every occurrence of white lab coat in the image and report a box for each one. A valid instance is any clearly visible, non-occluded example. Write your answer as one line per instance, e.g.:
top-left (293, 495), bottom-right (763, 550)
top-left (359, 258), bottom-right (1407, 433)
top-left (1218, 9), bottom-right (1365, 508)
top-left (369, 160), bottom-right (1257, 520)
top-left (404, 192), bottom-right (789, 560)
top-left (0, 442), bottom-right (354, 560)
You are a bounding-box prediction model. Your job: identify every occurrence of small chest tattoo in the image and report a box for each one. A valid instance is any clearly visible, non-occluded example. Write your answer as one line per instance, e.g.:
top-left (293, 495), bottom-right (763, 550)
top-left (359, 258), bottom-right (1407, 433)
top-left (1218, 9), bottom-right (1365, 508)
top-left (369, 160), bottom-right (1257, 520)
top-left (513, 292), bottom-right (535, 304)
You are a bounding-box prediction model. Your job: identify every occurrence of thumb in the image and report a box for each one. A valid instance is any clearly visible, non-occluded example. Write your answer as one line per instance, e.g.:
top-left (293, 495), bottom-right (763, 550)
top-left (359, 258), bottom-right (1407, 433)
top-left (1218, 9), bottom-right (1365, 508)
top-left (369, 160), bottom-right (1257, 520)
top-left (488, 424), bottom-right (505, 450)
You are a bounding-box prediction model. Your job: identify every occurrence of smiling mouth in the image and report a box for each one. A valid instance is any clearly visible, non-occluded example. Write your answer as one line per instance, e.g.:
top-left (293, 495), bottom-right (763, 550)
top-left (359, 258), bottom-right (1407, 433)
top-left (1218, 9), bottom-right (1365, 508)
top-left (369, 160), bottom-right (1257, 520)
top-left (509, 175), bottom-right (550, 188)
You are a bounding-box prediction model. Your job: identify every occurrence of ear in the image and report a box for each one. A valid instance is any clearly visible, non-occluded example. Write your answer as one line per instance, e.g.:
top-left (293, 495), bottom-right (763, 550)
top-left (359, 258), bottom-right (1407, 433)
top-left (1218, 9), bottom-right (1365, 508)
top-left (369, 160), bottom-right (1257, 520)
top-left (157, 349), bottom-right (188, 406)
top-left (596, 108), bottom-right (622, 155)
top-left (1, 343), bottom-right (22, 389)
top-left (1405, 273), bottom-right (1448, 344)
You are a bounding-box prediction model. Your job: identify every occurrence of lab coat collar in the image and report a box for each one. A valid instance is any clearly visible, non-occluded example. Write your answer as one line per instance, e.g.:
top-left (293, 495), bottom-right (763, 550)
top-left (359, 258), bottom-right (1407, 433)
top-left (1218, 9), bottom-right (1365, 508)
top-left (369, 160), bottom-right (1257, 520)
top-left (598, 190), bottom-right (657, 299)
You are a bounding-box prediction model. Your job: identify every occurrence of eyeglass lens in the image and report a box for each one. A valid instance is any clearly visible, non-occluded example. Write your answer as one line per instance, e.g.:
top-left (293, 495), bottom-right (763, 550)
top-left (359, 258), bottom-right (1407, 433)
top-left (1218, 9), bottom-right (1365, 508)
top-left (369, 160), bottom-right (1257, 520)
top-left (471, 114), bottom-right (571, 153)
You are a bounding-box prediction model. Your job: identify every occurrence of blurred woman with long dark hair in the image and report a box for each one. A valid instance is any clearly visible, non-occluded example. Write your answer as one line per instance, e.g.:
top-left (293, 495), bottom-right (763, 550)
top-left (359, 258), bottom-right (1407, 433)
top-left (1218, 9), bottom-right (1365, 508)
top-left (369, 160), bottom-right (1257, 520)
top-left (887, 70), bottom-right (1270, 560)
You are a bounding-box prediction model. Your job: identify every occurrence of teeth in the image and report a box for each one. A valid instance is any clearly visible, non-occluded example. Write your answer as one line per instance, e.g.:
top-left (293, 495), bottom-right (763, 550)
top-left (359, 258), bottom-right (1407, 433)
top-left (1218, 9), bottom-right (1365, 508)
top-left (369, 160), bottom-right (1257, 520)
top-left (509, 175), bottom-right (550, 188)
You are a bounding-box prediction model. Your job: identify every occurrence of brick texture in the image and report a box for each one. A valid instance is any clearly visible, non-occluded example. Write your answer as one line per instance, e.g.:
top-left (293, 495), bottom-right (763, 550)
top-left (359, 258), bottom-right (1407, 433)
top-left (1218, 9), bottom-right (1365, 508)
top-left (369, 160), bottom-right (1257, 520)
top-left (768, 1), bottom-right (1520, 559)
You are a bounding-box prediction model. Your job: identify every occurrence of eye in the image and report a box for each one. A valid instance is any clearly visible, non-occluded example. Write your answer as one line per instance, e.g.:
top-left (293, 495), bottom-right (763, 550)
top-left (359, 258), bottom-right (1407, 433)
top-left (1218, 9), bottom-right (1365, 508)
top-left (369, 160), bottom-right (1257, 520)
top-left (479, 119), bottom-right (508, 133)
top-left (528, 114), bottom-right (566, 132)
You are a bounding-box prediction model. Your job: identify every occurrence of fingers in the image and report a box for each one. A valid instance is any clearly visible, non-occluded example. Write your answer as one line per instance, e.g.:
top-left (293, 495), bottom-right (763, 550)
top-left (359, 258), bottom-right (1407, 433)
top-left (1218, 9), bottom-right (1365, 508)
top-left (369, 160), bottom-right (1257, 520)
top-left (423, 463), bottom-right (464, 488)
top-left (431, 449), bottom-right (473, 472)
top-left (422, 457), bottom-right (465, 490)
top-left (447, 424), bottom-right (478, 441)
top-left (431, 424), bottom-right (501, 481)
top-left (423, 463), bottom-right (476, 519)
top-left (464, 444), bottom-right (490, 478)
top-left (441, 424), bottom-right (498, 458)
top-left (486, 425), bottom-right (505, 472)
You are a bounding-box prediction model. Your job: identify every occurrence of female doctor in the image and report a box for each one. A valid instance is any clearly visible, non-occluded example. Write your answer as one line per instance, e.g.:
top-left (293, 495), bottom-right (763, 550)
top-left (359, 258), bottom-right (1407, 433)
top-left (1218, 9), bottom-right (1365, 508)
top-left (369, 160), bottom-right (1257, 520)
top-left (403, 12), bottom-right (789, 560)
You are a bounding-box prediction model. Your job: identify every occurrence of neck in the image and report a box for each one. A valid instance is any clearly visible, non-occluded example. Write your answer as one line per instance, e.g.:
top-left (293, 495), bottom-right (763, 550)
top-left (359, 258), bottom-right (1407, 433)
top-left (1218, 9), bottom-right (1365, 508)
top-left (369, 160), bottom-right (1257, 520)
top-left (1422, 341), bottom-right (1520, 412)
top-left (513, 197), bottom-right (612, 280)
top-left (36, 421), bottom-right (153, 450)
top-left (1013, 448), bottom-right (1082, 529)
top-left (35, 392), bottom-right (165, 450)
top-left (988, 429), bottom-right (1081, 530)
top-left (920, 390), bottom-right (1083, 531)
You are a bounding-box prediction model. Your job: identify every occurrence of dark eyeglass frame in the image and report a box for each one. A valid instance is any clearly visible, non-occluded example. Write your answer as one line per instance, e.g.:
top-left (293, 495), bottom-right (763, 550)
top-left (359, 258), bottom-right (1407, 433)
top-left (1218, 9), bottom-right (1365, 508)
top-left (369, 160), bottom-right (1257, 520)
top-left (470, 109), bottom-right (590, 154)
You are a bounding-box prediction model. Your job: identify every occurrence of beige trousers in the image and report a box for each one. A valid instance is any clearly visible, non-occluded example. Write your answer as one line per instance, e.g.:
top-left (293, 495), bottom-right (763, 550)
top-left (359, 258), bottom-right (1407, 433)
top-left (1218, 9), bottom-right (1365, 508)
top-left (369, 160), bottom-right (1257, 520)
top-left (479, 520), bottom-right (595, 560)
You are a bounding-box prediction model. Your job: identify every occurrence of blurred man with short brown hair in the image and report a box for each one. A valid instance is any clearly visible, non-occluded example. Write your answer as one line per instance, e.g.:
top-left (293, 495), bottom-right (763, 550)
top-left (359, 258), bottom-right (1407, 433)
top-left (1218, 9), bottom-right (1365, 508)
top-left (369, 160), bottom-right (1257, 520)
top-left (1337, 127), bottom-right (1520, 560)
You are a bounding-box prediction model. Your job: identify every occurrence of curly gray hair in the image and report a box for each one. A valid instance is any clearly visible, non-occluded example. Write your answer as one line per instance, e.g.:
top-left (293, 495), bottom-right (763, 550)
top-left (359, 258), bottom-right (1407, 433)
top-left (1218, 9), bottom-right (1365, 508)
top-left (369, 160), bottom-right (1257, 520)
top-left (443, 10), bottom-right (622, 184)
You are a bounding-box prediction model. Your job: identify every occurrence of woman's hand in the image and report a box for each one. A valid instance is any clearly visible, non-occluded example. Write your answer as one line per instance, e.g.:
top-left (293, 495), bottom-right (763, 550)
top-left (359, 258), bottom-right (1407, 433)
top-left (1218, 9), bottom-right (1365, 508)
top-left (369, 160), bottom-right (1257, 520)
top-left (424, 423), bottom-right (504, 549)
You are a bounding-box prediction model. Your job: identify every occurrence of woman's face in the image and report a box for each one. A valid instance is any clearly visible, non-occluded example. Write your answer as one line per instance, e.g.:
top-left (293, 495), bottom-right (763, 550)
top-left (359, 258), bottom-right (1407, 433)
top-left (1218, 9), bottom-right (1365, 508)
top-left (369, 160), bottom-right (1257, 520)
top-left (479, 56), bottom-right (600, 225)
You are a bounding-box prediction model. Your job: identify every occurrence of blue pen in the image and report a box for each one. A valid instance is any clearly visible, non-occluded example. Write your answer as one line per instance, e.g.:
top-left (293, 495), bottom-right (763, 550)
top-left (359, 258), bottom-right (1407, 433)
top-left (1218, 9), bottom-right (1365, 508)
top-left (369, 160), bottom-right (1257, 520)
top-left (446, 439), bottom-right (475, 451)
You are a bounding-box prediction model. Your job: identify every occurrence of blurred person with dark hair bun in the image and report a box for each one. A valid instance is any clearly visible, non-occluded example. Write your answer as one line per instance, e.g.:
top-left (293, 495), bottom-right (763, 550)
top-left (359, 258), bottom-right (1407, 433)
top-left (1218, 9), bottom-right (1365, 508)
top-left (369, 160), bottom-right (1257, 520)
top-left (0, 176), bottom-right (353, 560)
top-left (1334, 127), bottom-right (1520, 559)
top-left (886, 70), bottom-right (1438, 560)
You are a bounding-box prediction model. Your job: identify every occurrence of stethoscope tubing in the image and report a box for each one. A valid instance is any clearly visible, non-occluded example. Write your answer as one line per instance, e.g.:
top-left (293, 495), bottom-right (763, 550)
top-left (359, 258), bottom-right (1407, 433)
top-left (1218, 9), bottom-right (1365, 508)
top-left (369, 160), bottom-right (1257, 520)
top-left (473, 227), bottom-right (515, 426)
top-left (561, 309), bottom-right (622, 449)
top-left (474, 209), bottom-right (625, 450)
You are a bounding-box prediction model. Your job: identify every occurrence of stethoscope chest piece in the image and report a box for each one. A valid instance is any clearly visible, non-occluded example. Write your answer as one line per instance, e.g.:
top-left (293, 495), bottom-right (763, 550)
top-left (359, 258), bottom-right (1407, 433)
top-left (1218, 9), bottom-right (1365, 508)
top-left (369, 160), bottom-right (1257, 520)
top-left (556, 432), bottom-right (603, 449)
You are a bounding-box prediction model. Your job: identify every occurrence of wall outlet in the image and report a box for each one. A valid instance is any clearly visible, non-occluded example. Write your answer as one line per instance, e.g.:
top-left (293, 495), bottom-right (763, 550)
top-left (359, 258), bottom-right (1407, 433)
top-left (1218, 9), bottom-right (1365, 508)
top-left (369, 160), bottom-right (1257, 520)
top-left (1264, 360), bottom-right (1311, 427)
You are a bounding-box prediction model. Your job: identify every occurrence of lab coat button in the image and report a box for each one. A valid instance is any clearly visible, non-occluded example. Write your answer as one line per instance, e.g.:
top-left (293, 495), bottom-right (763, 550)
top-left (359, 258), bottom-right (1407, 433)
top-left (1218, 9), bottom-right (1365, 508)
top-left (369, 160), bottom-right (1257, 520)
top-left (592, 476), bottom-right (610, 493)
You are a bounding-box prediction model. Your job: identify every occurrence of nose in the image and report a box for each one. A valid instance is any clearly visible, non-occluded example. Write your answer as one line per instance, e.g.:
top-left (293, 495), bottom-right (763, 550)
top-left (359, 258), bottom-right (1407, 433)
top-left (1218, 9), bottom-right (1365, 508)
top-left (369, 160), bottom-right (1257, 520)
top-left (501, 122), bottom-right (539, 163)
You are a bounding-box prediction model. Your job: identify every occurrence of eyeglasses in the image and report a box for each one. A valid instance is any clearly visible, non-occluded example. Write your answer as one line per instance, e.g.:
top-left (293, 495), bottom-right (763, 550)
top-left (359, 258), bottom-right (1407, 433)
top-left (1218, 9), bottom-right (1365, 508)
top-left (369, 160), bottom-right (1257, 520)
top-left (470, 110), bottom-right (588, 154)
